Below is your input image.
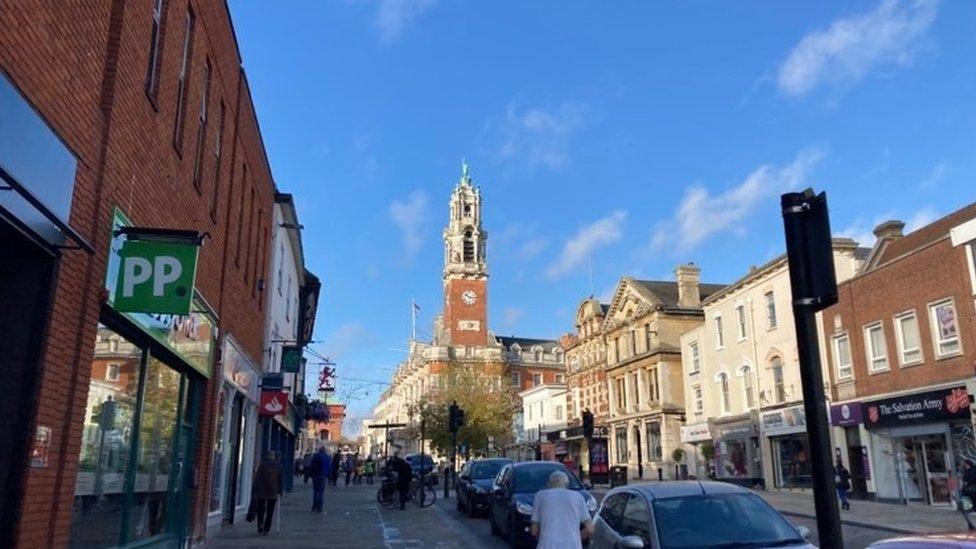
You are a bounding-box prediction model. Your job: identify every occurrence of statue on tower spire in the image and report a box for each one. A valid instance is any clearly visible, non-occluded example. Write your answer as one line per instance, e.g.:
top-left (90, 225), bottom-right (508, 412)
top-left (461, 158), bottom-right (471, 183)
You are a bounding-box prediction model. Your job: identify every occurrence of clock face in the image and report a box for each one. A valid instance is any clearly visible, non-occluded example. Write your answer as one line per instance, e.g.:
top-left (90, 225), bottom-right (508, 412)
top-left (461, 290), bottom-right (477, 305)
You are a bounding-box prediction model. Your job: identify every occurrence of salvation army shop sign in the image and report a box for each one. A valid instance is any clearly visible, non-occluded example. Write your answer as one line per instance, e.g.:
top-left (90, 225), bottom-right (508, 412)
top-left (864, 386), bottom-right (970, 429)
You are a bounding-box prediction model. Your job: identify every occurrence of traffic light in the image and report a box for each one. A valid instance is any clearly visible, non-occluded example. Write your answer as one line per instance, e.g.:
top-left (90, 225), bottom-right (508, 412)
top-left (582, 409), bottom-right (594, 440)
top-left (448, 401), bottom-right (466, 433)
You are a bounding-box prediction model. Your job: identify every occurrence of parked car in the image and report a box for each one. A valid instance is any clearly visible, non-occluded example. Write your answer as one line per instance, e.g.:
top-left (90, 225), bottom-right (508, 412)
top-left (404, 453), bottom-right (438, 486)
top-left (867, 533), bottom-right (976, 548)
top-left (457, 458), bottom-right (514, 517)
top-left (590, 481), bottom-right (813, 549)
top-left (489, 461), bottom-right (598, 548)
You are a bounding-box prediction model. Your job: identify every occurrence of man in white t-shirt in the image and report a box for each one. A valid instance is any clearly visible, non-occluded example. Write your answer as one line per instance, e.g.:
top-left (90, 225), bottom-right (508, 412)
top-left (530, 471), bottom-right (594, 549)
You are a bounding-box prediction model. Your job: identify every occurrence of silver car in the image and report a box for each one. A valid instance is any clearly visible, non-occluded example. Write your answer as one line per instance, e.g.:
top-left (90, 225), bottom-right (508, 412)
top-left (590, 481), bottom-right (815, 549)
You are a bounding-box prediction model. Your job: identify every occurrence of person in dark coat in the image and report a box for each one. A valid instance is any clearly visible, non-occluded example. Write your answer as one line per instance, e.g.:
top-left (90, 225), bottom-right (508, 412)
top-left (329, 451), bottom-right (342, 487)
top-left (388, 454), bottom-right (414, 510)
top-left (309, 447), bottom-right (330, 513)
top-left (835, 459), bottom-right (852, 511)
top-left (962, 460), bottom-right (976, 530)
top-left (251, 451), bottom-right (282, 535)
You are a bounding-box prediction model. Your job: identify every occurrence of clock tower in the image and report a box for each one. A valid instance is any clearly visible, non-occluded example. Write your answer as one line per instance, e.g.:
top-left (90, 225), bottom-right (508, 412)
top-left (443, 162), bottom-right (488, 347)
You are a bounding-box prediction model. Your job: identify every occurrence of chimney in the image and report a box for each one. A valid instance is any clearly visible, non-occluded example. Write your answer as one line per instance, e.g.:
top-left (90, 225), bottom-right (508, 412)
top-left (675, 263), bottom-right (702, 309)
top-left (873, 220), bottom-right (905, 243)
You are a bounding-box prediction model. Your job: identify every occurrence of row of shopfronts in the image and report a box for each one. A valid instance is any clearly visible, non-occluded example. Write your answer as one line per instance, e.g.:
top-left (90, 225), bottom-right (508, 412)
top-left (676, 383), bottom-right (974, 507)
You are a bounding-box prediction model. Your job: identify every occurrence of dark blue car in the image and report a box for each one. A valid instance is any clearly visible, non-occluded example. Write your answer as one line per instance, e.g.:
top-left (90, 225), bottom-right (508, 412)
top-left (457, 458), bottom-right (513, 517)
top-left (489, 461), bottom-right (597, 548)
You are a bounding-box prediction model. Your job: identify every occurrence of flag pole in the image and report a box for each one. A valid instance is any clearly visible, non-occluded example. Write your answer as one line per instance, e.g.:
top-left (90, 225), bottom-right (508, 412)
top-left (411, 298), bottom-right (417, 342)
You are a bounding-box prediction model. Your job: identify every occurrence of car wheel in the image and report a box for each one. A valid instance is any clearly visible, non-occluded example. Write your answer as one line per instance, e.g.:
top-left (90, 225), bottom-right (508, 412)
top-left (489, 509), bottom-right (501, 536)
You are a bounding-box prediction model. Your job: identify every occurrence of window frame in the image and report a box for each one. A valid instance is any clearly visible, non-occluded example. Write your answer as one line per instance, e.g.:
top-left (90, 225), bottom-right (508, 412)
top-left (144, 0), bottom-right (167, 103)
top-left (765, 291), bottom-right (777, 329)
top-left (771, 359), bottom-right (785, 404)
top-left (689, 341), bottom-right (700, 374)
top-left (894, 309), bottom-right (924, 367)
top-left (208, 101), bottom-right (226, 222)
top-left (106, 362), bottom-right (121, 382)
top-left (833, 332), bottom-right (853, 380)
top-left (928, 298), bottom-right (963, 358)
top-left (191, 58), bottom-right (211, 191)
top-left (714, 316), bottom-right (724, 349)
top-left (172, 7), bottom-right (195, 153)
top-left (863, 322), bottom-right (890, 373)
top-left (735, 304), bottom-right (747, 341)
top-left (741, 365), bottom-right (754, 408)
top-left (718, 372), bottom-right (730, 414)
top-left (693, 385), bottom-right (703, 415)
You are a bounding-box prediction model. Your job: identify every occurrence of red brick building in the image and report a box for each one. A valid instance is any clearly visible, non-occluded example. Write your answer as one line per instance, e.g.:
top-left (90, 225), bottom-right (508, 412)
top-left (0, 2), bottom-right (280, 547)
top-left (823, 203), bottom-right (976, 505)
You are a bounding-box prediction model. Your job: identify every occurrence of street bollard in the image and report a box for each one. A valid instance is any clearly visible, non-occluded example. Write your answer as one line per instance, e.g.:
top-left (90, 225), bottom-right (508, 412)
top-left (658, 468), bottom-right (663, 481)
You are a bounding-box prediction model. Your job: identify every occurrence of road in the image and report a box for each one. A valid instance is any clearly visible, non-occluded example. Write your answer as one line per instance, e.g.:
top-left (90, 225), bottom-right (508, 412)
top-left (434, 492), bottom-right (897, 548)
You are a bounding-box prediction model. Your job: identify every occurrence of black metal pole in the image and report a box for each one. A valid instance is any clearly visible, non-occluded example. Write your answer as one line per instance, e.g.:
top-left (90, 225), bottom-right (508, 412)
top-left (536, 424), bottom-right (542, 461)
top-left (793, 307), bottom-right (842, 548)
top-left (419, 419), bottom-right (426, 506)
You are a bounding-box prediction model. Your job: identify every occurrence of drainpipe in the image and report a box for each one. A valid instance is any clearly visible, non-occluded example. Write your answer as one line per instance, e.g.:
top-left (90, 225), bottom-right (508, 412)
top-left (747, 298), bottom-right (766, 488)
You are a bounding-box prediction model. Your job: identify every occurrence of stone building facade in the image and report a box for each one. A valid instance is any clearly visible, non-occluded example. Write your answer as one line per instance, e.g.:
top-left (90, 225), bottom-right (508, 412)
top-left (605, 267), bottom-right (725, 480)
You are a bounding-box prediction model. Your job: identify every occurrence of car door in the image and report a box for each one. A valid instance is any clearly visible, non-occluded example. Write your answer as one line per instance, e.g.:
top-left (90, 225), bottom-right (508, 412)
top-left (458, 462), bottom-right (471, 506)
top-left (593, 492), bottom-right (628, 548)
top-left (619, 493), bottom-right (654, 548)
top-left (491, 466), bottom-right (510, 529)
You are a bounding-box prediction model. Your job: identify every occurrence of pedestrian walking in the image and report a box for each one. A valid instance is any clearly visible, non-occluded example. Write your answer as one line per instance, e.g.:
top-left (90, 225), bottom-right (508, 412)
top-left (835, 459), bottom-right (852, 511)
top-left (364, 456), bottom-right (376, 485)
top-left (388, 453), bottom-right (414, 510)
top-left (345, 453), bottom-right (356, 486)
top-left (302, 451), bottom-right (313, 484)
top-left (329, 451), bottom-right (341, 487)
top-left (309, 446), bottom-right (330, 513)
top-left (961, 460), bottom-right (976, 530)
top-left (250, 451), bottom-right (282, 536)
top-left (530, 471), bottom-right (594, 549)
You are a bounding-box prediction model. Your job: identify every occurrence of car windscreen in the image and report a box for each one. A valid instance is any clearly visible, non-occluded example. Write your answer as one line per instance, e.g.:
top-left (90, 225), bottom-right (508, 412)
top-left (513, 466), bottom-right (582, 492)
top-left (471, 461), bottom-right (509, 479)
top-left (652, 493), bottom-right (804, 549)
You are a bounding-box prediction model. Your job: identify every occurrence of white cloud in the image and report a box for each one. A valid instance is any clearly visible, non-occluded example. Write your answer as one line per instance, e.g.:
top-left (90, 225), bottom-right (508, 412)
top-left (322, 322), bottom-right (373, 361)
top-left (919, 161), bottom-right (949, 189)
top-left (489, 102), bottom-right (589, 169)
top-left (519, 237), bottom-right (548, 260)
top-left (547, 211), bottom-right (627, 279)
top-left (906, 206), bottom-right (939, 232)
top-left (390, 190), bottom-right (428, 258)
top-left (777, 0), bottom-right (938, 97)
top-left (375, 0), bottom-right (436, 44)
top-left (501, 307), bottom-right (525, 330)
top-left (651, 148), bottom-right (825, 252)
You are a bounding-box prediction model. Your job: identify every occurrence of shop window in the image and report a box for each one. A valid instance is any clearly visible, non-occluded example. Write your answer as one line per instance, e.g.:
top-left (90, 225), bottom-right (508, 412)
top-left (714, 316), bottom-right (724, 349)
top-left (766, 291), bottom-right (778, 328)
top-left (833, 333), bottom-right (853, 379)
top-left (864, 322), bottom-right (889, 373)
top-left (895, 310), bottom-right (923, 365)
top-left (209, 385), bottom-right (227, 513)
top-left (689, 342), bottom-right (700, 374)
top-left (70, 325), bottom-right (143, 547)
top-left (775, 434), bottom-right (812, 489)
top-left (736, 305), bottom-right (747, 340)
top-left (615, 427), bottom-right (629, 464)
top-left (929, 299), bottom-right (962, 357)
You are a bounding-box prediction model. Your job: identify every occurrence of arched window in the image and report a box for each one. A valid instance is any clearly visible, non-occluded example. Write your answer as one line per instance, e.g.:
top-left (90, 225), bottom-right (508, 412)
top-left (741, 365), bottom-right (754, 408)
top-left (463, 203), bottom-right (471, 217)
top-left (718, 373), bottom-right (730, 413)
top-left (319, 429), bottom-right (331, 441)
top-left (463, 229), bottom-right (475, 262)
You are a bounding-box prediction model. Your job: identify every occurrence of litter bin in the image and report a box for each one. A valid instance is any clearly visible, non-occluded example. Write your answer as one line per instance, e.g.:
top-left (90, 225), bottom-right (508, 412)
top-left (610, 465), bottom-right (628, 488)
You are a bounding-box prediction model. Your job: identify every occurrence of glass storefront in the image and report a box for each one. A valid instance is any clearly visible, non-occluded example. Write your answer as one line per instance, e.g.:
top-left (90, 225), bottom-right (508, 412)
top-left (773, 433), bottom-right (812, 489)
top-left (69, 321), bottom-right (207, 548)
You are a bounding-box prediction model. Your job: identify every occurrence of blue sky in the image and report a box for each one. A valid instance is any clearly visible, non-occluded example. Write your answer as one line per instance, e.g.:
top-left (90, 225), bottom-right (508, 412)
top-left (228, 0), bottom-right (975, 427)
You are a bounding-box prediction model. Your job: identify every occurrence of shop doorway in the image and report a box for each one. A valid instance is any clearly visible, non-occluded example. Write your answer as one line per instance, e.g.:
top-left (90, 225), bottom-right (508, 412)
top-left (843, 427), bottom-right (868, 497)
top-left (633, 425), bottom-right (643, 479)
top-left (223, 395), bottom-right (246, 524)
top-left (898, 436), bottom-right (952, 505)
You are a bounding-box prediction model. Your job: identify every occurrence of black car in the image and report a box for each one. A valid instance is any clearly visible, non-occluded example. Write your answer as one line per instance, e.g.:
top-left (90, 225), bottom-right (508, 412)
top-left (457, 458), bottom-right (513, 517)
top-left (489, 461), bottom-right (598, 548)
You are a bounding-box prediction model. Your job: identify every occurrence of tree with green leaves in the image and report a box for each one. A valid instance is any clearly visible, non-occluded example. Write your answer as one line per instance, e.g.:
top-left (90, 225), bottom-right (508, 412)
top-left (402, 364), bottom-right (518, 458)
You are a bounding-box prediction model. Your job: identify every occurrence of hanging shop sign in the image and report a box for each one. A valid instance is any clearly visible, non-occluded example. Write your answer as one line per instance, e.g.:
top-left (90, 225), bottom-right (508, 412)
top-left (113, 239), bottom-right (199, 315)
top-left (259, 390), bottom-right (288, 416)
top-left (761, 405), bottom-right (807, 437)
top-left (223, 336), bottom-right (259, 402)
top-left (281, 345), bottom-right (303, 373)
top-left (104, 209), bottom-right (215, 377)
top-left (830, 402), bottom-right (863, 427)
top-left (864, 386), bottom-right (971, 430)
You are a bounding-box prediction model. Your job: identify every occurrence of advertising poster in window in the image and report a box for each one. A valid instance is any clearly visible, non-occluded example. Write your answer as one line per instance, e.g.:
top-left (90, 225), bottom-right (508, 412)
top-left (937, 304), bottom-right (958, 340)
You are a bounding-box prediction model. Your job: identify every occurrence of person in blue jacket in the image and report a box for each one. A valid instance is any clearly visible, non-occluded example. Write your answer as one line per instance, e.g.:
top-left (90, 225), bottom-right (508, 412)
top-left (309, 447), bottom-right (330, 513)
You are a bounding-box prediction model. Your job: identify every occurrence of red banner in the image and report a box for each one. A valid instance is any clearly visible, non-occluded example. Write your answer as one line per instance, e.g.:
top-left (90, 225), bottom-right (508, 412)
top-left (259, 390), bottom-right (288, 416)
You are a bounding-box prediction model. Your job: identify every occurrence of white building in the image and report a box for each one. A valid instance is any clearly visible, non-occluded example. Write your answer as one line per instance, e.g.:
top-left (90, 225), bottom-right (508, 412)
top-left (518, 383), bottom-right (568, 460)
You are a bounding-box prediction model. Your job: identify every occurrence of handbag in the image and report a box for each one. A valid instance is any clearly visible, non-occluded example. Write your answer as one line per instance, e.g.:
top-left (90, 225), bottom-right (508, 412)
top-left (245, 499), bottom-right (257, 523)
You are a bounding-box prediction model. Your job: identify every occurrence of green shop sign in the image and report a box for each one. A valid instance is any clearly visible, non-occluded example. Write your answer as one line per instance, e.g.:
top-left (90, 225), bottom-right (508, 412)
top-left (114, 239), bottom-right (198, 315)
top-left (105, 209), bottom-right (214, 378)
top-left (281, 345), bottom-right (303, 373)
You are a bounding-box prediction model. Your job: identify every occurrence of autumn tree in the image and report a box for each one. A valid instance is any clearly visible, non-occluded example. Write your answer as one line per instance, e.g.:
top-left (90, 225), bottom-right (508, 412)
top-left (403, 363), bottom-right (518, 458)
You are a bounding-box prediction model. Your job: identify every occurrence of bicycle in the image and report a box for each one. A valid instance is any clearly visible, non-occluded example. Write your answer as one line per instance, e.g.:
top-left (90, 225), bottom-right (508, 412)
top-left (410, 473), bottom-right (437, 508)
top-left (377, 478), bottom-right (399, 509)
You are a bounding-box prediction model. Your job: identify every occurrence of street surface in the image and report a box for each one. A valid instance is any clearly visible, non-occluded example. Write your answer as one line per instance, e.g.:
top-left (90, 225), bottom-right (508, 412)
top-left (205, 480), bottom-right (958, 548)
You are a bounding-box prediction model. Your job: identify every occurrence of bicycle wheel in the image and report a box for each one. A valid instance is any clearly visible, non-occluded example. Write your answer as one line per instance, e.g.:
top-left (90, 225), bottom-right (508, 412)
top-left (413, 483), bottom-right (436, 508)
top-left (377, 487), bottom-right (397, 509)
